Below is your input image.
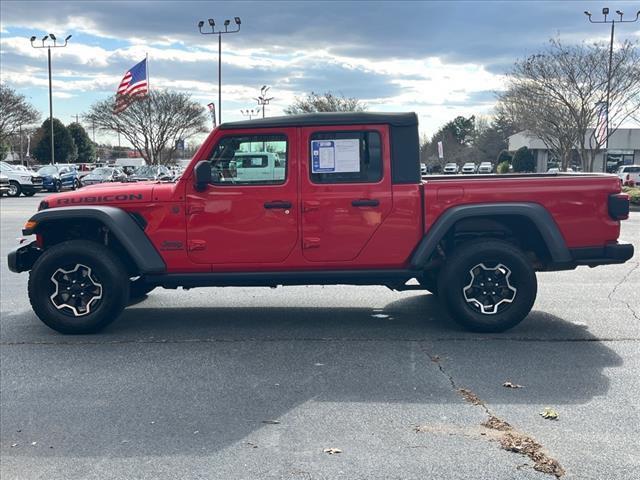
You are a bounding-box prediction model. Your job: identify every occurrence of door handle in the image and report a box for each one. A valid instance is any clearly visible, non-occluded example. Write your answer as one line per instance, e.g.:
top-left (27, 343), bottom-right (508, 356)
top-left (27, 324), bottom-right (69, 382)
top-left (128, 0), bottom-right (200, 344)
top-left (264, 201), bottom-right (292, 209)
top-left (351, 199), bottom-right (380, 207)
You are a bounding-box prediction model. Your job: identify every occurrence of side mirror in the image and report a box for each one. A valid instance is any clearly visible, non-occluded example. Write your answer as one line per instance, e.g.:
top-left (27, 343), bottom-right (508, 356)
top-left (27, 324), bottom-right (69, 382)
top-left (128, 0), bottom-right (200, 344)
top-left (194, 161), bottom-right (211, 191)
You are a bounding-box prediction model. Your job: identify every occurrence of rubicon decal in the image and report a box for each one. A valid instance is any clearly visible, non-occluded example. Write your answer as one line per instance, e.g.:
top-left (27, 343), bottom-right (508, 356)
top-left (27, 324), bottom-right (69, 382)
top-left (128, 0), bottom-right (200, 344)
top-left (56, 194), bottom-right (144, 205)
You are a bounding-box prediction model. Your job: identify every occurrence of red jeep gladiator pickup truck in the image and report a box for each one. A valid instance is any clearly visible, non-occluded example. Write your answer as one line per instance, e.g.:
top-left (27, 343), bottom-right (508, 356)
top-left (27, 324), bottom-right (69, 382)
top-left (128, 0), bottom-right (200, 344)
top-left (8, 112), bottom-right (634, 334)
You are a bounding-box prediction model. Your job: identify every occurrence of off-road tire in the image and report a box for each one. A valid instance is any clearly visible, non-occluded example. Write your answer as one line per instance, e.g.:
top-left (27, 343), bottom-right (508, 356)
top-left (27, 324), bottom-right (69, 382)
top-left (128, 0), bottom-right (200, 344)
top-left (7, 181), bottom-right (21, 197)
top-left (437, 239), bottom-right (537, 332)
top-left (28, 240), bottom-right (130, 334)
top-left (129, 278), bottom-right (155, 300)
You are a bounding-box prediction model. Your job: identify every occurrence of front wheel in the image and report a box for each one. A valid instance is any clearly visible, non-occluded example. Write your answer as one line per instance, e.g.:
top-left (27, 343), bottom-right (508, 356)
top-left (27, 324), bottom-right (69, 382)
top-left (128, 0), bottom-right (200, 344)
top-left (54, 180), bottom-right (62, 192)
top-left (437, 239), bottom-right (537, 332)
top-left (28, 240), bottom-right (130, 334)
top-left (7, 181), bottom-right (21, 197)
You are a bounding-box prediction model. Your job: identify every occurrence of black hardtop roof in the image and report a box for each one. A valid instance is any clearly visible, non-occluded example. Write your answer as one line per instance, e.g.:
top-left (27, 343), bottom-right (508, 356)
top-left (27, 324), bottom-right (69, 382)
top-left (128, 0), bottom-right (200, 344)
top-left (218, 112), bottom-right (418, 130)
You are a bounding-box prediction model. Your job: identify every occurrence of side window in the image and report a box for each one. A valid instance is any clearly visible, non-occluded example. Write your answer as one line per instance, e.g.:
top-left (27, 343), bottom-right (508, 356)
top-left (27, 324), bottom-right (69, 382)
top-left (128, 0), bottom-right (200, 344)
top-left (309, 131), bottom-right (382, 184)
top-left (208, 134), bottom-right (287, 185)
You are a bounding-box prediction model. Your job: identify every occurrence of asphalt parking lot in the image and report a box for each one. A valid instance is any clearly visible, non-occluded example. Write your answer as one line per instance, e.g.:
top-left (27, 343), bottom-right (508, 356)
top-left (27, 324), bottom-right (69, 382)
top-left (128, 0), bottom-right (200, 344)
top-left (1, 193), bottom-right (638, 480)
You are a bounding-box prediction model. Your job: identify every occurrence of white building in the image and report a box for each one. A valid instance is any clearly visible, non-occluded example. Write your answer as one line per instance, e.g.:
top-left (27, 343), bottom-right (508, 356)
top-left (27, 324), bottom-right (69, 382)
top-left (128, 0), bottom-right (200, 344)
top-left (508, 128), bottom-right (640, 173)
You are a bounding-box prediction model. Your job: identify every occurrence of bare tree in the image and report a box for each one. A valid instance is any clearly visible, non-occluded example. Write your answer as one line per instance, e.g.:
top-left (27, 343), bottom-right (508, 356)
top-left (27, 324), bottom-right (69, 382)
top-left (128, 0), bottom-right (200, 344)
top-left (85, 90), bottom-right (208, 164)
top-left (0, 83), bottom-right (40, 141)
top-left (497, 85), bottom-right (581, 170)
top-left (284, 91), bottom-right (367, 114)
top-left (498, 39), bottom-right (640, 171)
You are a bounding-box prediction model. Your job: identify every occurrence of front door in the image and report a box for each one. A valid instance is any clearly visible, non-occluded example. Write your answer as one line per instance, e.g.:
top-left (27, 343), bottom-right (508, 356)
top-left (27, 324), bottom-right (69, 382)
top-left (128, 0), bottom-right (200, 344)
top-left (186, 129), bottom-right (298, 265)
top-left (300, 125), bottom-right (392, 262)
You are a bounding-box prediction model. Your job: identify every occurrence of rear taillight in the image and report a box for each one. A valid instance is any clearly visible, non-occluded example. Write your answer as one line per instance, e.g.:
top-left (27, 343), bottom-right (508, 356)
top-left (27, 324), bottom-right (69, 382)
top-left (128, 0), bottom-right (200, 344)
top-left (608, 193), bottom-right (630, 220)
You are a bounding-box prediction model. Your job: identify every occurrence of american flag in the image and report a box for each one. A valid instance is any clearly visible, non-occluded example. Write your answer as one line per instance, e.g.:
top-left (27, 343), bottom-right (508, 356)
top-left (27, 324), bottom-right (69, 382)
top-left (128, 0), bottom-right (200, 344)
top-left (594, 101), bottom-right (608, 147)
top-left (114, 58), bottom-right (148, 114)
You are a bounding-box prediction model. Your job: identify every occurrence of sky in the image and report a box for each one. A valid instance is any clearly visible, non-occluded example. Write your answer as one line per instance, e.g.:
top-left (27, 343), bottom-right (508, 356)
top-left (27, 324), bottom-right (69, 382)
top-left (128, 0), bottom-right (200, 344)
top-left (1, 0), bottom-right (639, 146)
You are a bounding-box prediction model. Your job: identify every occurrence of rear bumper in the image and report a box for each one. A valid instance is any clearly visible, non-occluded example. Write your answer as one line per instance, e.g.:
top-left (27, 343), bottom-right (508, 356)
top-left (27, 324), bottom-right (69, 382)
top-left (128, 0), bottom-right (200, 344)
top-left (569, 243), bottom-right (635, 267)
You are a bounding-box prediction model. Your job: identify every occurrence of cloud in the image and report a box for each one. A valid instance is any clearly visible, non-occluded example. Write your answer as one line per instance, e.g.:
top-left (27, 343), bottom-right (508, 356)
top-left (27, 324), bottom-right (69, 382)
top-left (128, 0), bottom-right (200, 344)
top-left (2, 0), bottom-right (639, 137)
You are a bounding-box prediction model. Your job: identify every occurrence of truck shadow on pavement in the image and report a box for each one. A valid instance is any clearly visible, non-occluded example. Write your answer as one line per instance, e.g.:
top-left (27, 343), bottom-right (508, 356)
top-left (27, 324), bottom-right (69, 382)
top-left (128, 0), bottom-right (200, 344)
top-left (1, 293), bottom-right (622, 459)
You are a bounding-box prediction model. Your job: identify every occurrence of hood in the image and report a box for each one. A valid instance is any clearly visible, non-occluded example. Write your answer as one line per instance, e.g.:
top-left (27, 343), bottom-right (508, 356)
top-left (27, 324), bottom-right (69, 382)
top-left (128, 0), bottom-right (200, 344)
top-left (44, 182), bottom-right (155, 208)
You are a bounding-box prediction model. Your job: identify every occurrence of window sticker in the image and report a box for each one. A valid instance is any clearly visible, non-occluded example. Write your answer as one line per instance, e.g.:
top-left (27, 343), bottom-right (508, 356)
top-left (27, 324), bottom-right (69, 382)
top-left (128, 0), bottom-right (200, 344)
top-left (311, 139), bottom-right (360, 173)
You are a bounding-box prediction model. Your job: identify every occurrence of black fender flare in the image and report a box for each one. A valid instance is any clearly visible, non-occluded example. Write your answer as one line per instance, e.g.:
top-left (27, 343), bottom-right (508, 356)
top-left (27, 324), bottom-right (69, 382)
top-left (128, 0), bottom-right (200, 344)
top-left (24, 206), bottom-right (166, 274)
top-left (409, 202), bottom-right (572, 269)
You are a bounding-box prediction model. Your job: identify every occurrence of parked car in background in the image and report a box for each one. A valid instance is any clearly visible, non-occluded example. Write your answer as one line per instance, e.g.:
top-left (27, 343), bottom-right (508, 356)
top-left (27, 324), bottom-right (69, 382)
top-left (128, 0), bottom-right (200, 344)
top-left (461, 162), bottom-right (478, 174)
top-left (81, 167), bottom-right (127, 186)
top-left (443, 162), bottom-right (459, 174)
top-left (222, 151), bottom-right (285, 183)
top-left (617, 165), bottom-right (640, 186)
top-left (478, 162), bottom-right (493, 174)
top-left (115, 158), bottom-right (146, 176)
top-left (0, 161), bottom-right (43, 197)
top-left (37, 164), bottom-right (81, 192)
top-left (127, 165), bottom-right (174, 182)
top-left (420, 163), bottom-right (427, 176)
top-left (0, 173), bottom-right (9, 196)
top-left (74, 163), bottom-right (95, 178)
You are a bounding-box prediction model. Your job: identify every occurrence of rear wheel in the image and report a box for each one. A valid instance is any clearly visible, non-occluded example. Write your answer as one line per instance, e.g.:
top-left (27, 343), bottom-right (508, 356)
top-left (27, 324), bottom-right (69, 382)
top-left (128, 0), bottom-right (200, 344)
top-left (28, 240), bottom-right (130, 334)
top-left (7, 181), bottom-right (21, 197)
top-left (437, 239), bottom-right (537, 332)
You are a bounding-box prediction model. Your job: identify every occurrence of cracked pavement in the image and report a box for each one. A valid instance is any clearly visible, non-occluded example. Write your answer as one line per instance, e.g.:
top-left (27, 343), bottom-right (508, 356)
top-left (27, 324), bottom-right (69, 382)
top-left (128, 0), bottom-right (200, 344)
top-left (1, 196), bottom-right (638, 480)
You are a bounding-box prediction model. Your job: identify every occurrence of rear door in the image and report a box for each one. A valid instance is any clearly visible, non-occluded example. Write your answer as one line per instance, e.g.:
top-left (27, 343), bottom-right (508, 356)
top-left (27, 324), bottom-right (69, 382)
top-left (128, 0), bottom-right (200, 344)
top-left (299, 125), bottom-right (392, 262)
top-left (186, 128), bottom-right (298, 265)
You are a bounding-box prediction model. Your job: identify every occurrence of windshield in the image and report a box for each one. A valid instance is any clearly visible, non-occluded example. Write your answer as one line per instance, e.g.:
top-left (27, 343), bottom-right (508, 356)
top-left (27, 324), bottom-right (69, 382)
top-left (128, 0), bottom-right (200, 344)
top-left (38, 166), bottom-right (58, 175)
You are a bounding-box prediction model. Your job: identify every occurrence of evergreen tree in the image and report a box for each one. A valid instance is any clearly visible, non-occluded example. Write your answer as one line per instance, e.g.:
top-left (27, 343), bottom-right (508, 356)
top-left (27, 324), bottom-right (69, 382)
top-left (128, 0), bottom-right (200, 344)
top-left (68, 122), bottom-right (95, 162)
top-left (512, 146), bottom-right (535, 172)
top-left (33, 118), bottom-right (77, 164)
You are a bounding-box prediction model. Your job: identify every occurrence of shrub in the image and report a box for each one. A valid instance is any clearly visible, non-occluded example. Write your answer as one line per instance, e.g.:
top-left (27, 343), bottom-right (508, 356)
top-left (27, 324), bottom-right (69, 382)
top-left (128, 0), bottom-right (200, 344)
top-left (512, 146), bottom-right (535, 172)
top-left (497, 161), bottom-right (511, 174)
top-left (622, 186), bottom-right (640, 205)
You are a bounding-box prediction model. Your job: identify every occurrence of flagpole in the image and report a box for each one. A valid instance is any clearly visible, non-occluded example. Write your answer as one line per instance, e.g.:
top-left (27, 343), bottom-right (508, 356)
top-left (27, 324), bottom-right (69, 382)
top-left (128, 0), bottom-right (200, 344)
top-left (145, 52), bottom-right (154, 165)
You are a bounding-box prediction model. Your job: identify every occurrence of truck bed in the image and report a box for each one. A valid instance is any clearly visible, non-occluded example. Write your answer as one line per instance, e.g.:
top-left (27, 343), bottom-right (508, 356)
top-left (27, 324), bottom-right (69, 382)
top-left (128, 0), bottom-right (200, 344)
top-left (421, 172), bottom-right (623, 249)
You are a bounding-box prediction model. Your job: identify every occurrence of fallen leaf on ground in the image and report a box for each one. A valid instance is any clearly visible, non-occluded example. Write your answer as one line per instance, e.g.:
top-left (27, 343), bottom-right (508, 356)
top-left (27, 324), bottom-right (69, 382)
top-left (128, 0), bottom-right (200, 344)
top-left (10, 443), bottom-right (18, 448)
top-left (539, 407), bottom-right (559, 420)
top-left (262, 420), bottom-right (280, 424)
top-left (503, 381), bottom-right (524, 389)
top-left (323, 447), bottom-right (342, 454)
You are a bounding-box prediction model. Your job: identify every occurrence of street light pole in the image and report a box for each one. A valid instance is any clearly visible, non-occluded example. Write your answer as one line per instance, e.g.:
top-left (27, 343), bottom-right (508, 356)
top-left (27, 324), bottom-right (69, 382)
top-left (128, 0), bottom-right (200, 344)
top-left (240, 108), bottom-right (259, 120)
top-left (198, 17), bottom-right (241, 125)
top-left (30, 33), bottom-right (72, 164)
top-left (584, 8), bottom-right (639, 143)
top-left (255, 85), bottom-right (274, 118)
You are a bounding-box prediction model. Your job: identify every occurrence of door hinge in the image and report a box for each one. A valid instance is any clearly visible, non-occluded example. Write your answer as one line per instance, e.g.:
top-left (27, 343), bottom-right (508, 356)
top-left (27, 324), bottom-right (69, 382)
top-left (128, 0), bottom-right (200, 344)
top-left (188, 240), bottom-right (207, 251)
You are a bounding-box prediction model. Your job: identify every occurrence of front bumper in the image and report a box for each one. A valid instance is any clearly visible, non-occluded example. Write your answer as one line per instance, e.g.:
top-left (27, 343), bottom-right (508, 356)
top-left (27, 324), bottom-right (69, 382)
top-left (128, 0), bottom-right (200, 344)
top-left (8, 241), bottom-right (42, 273)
